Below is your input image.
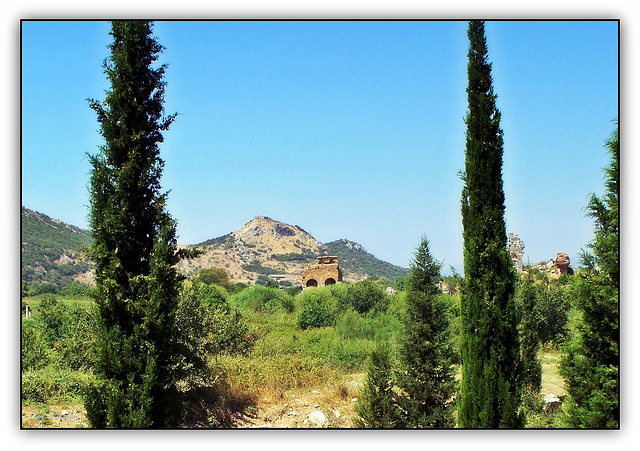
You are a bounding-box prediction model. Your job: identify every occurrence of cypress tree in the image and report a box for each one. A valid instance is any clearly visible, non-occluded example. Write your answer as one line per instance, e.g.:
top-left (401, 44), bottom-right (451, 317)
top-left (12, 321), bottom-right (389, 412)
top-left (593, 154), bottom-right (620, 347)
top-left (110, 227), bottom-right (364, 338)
top-left (84, 21), bottom-right (185, 428)
top-left (395, 237), bottom-right (456, 428)
top-left (516, 273), bottom-right (542, 393)
top-left (560, 123), bottom-right (619, 428)
top-left (458, 20), bottom-right (522, 428)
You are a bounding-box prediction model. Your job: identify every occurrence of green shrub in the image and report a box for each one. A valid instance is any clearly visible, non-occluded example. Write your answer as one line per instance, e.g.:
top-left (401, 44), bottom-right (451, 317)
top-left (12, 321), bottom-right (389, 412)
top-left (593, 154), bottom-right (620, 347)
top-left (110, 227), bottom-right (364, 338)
top-left (60, 282), bottom-right (91, 297)
top-left (336, 309), bottom-right (374, 340)
top-left (232, 285), bottom-right (295, 314)
top-left (22, 367), bottom-right (91, 404)
top-left (21, 323), bottom-right (53, 371)
top-left (33, 282), bottom-right (59, 295)
top-left (347, 279), bottom-right (388, 314)
top-left (296, 288), bottom-right (336, 329)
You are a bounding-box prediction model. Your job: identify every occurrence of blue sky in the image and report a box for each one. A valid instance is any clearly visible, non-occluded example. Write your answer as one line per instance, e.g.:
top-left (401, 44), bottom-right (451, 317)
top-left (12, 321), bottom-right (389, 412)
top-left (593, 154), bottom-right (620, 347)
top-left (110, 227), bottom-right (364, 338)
top-left (21, 20), bottom-right (618, 272)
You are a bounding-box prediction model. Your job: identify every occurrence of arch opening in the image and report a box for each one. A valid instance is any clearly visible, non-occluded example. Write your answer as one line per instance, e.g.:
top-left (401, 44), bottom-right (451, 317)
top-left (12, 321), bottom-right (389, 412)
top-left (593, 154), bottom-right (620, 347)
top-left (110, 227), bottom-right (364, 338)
top-left (306, 279), bottom-right (318, 287)
top-left (324, 278), bottom-right (336, 285)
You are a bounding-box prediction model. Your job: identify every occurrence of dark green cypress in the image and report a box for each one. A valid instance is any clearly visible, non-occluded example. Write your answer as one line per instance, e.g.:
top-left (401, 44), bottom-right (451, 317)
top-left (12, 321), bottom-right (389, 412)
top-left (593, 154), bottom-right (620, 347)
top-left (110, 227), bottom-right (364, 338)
top-left (84, 21), bottom-right (184, 428)
top-left (559, 123), bottom-right (619, 428)
top-left (516, 274), bottom-right (542, 393)
top-left (395, 237), bottom-right (456, 428)
top-left (458, 20), bottom-right (522, 428)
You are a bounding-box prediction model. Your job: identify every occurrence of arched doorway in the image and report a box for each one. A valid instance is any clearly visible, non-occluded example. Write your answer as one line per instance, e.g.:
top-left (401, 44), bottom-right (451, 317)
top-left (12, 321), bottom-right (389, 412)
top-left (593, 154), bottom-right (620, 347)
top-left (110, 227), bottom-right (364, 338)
top-left (306, 279), bottom-right (318, 287)
top-left (324, 278), bottom-right (336, 285)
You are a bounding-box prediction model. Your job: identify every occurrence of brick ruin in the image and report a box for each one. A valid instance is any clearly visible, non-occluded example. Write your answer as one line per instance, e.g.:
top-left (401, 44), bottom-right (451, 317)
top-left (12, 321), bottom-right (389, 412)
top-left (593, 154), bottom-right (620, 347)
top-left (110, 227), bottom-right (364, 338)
top-left (301, 256), bottom-right (342, 287)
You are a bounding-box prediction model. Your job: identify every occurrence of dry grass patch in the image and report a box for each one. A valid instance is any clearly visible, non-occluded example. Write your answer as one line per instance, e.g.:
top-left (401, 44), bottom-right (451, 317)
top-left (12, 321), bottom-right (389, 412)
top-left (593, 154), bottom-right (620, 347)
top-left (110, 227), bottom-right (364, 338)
top-left (539, 348), bottom-right (566, 396)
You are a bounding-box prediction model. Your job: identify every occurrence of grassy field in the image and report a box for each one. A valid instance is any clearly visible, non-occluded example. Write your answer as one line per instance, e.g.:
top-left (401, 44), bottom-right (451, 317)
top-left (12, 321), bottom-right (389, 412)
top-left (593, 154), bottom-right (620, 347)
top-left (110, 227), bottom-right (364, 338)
top-left (21, 288), bottom-right (567, 428)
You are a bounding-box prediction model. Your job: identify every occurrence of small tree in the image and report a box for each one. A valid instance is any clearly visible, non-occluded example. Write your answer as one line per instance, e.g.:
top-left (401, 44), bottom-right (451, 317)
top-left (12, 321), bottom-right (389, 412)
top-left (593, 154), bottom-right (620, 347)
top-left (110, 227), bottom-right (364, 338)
top-left (560, 123), bottom-right (619, 428)
top-left (395, 237), bottom-right (456, 428)
top-left (353, 342), bottom-right (402, 428)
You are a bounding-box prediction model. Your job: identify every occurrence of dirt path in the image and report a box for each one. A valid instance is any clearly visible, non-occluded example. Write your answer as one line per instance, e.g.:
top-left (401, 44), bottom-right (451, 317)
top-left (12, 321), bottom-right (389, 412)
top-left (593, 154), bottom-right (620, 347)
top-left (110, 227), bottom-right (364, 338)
top-left (233, 386), bottom-right (359, 428)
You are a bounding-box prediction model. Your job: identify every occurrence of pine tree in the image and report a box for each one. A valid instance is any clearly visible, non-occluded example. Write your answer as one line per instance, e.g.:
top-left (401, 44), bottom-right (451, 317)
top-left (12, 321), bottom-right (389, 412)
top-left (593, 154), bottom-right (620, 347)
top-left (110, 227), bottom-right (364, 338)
top-left (395, 237), bottom-right (456, 428)
top-left (353, 342), bottom-right (402, 428)
top-left (560, 123), bottom-right (619, 428)
top-left (458, 20), bottom-right (522, 428)
top-left (84, 21), bottom-right (186, 428)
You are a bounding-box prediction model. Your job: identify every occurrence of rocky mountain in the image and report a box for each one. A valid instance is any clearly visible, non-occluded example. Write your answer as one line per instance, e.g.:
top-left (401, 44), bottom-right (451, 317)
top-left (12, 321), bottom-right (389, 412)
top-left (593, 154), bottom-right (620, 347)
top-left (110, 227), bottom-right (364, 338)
top-left (21, 207), bottom-right (93, 287)
top-left (21, 209), bottom-right (408, 288)
top-left (178, 216), bottom-right (408, 285)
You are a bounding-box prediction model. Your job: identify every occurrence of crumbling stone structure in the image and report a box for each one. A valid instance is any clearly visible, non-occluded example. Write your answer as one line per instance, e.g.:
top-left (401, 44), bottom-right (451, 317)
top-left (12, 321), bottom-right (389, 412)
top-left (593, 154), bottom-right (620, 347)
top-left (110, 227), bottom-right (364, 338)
top-left (508, 233), bottom-right (525, 272)
top-left (302, 256), bottom-right (342, 287)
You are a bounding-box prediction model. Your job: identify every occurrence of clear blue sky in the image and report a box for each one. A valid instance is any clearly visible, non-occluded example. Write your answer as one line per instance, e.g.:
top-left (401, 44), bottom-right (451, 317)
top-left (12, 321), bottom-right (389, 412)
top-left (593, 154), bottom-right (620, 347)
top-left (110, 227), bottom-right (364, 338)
top-left (21, 20), bottom-right (618, 272)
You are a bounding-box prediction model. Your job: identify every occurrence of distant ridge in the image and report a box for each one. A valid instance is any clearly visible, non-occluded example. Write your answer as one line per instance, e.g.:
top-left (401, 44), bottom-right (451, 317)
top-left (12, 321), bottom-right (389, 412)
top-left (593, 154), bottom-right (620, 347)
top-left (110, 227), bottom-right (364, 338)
top-left (179, 216), bottom-right (408, 284)
top-left (21, 209), bottom-right (408, 287)
top-left (21, 207), bottom-right (93, 287)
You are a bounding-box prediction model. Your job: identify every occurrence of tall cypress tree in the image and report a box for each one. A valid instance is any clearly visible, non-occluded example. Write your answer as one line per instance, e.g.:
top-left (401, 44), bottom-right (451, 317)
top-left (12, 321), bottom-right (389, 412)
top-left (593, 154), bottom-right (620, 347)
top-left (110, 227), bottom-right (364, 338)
top-left (396, 237), bottom-right (456, 428)
top-left (458, 20), bottom-right (522, 428)
top-left (84, 21), bottom-right (184, 428)
top-left (560, 123), bottom-right (619, 428)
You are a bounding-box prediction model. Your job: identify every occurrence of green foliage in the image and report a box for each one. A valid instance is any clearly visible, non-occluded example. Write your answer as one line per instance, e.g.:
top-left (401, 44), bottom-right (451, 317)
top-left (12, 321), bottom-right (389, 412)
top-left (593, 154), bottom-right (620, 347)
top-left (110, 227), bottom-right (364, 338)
top-left (516, 274), bottom-right (542, 392)
top-left (395, 238), bottom-right (457, 428)
top-left (458, 20), bottom-right (521, 428)
top-left (33, 282), bottom-right (59, 295)
top-left (22, 297), bottom-right (94, 373)
top-left (346, 279), bottom-right (388, 315)
top-left (321, 240), bottom-right (409, 281)
top-left (177, 280), bottom-right (253, 364)
top-left (233, 285), bottom-right (295, 314)
top-left (85, 20), bottom-right (186, 428)
top-left (559, 123), bottom-right (619, 428)
top-left (21, 207), bottom-right (92, 287)
top-left (256, 274), bottom-right (279, 288)
top-left (60, 282), bottom-right (92, 297)
top-left (535, 283), bottom-right (570, 346)
top-left (195, 267), bottom-right (234, 292)
top-left (353, 342), bottom-right (403, 428)
top-left (296, 288), bottom-right (337, 330)
top-left (22, 367), bottom-right (92, 404)
top-left (241, 260), bottom-right (273, 275)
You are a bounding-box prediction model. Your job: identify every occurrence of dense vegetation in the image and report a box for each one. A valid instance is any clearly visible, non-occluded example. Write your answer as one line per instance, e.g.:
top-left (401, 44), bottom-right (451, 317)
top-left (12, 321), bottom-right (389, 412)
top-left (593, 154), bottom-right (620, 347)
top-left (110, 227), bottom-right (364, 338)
top-left (559, 124), bottom-right (619, 428)
top-left (21, 207), bottom-right (92, 287)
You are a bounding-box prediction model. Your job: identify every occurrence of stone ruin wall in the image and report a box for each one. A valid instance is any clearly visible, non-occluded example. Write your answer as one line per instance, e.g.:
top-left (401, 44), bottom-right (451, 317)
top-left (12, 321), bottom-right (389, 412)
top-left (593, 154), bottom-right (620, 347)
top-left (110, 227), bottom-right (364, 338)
top-left (508, 233), bottom-right (525, 272)
top-left (301, 256), bottom-right (342, 287)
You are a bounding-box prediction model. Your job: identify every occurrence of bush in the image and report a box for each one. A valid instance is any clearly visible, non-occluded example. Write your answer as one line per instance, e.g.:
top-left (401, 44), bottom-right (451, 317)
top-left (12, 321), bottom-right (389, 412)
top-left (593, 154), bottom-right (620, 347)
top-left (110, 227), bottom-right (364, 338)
top-left (33, 282), bottom-right (59, 295)
top-left (347, 279), bottom-right (388, 314)
top-left (296, 288), bottom-right (336, 330)
top-left (232, 285), bottom-right (295, 314)
top-left (195, 267), bottom-right (234, 292)
top-left (21, 323), bottom-right (53, 371)
top-left (60, 282), bottom-right (91, 297)
top-left (22, 367), bottom-right (91, 404)
top-left (336, 309), bottom-right (374, 340)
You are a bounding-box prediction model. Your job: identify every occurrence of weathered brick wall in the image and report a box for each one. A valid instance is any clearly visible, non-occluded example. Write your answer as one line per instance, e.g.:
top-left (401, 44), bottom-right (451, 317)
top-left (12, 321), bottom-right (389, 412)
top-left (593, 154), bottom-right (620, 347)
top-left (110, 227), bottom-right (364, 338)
top-left (302, 257), bottom-right (342, 287)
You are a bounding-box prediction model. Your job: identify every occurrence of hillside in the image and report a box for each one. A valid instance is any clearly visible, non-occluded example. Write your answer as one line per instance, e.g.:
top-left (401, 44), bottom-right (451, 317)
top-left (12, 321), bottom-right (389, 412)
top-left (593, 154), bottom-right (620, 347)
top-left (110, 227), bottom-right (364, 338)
top-left (21, 210), bottom-right (408, 287)
top-left (21, 207), bottom-right (93, 287)
top-left (178, 216), bottom-right (408, 284)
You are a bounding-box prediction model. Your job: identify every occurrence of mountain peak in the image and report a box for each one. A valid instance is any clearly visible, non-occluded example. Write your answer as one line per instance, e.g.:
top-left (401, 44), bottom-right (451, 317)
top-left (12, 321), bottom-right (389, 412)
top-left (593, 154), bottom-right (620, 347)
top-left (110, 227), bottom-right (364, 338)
top-left (233, 216), bottom-right (321, 248)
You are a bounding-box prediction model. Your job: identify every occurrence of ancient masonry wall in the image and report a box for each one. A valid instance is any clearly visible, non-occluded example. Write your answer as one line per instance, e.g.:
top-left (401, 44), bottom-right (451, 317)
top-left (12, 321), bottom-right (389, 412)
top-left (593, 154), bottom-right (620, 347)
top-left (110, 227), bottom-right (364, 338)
top-left (301, 256), bottom-right (342, 287)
